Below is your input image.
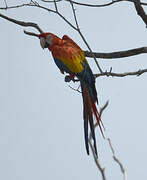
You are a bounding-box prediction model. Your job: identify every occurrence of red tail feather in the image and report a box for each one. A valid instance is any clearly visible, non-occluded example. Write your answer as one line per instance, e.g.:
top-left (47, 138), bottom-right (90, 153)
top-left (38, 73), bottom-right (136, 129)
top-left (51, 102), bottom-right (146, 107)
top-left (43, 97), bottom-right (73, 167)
top-left (82, 84), bottom-right (105, 156)
top-left (91, 100), bottom-right (105, 138)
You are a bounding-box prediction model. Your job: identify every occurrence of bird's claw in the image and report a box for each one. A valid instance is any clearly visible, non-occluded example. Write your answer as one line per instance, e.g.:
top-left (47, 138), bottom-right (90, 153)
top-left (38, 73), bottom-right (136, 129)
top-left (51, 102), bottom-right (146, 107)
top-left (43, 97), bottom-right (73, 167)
top-left (65, 75), bottom-right (76, 82)
top-left (65, 75), bottom-right (71, 82)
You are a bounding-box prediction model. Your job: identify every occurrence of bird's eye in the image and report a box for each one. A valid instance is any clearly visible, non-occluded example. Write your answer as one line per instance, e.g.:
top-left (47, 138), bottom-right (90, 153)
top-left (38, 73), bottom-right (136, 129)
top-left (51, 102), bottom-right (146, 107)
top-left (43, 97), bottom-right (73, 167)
top-left (46, 35), bottom-right (52, 46)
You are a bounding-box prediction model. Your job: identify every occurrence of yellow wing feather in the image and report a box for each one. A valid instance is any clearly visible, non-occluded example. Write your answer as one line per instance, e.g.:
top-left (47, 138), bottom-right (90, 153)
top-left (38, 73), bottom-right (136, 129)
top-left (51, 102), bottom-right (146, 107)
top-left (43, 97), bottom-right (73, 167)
top-left (51, 36), bottom-right (87, 73)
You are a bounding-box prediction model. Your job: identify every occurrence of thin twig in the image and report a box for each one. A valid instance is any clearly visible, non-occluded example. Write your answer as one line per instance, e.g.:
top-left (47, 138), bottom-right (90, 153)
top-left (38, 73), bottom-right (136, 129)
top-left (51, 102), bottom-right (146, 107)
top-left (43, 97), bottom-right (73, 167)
top-left (79, 31), bottom-right (103, 73)
top-left (31, 1), bottom-right (78, 30)
top-left (89, 140), bottom-right (106, 180)
top-left (0, 2), bottom-right (77, 30)
top-left (65, 0), bottom-right (147, 7)
top-left (54, 0), bottom-right (58, 11)
top-left (66, 0), bottom-right (122, 7)
top-left (4, 0), bottom-right (7, 8)
top-left (108, 138), bottom-right (127, 180)
top-left (69, 0), bottom-right (79, 29)
top-left (24, 30), bottom-right (39, 37)
top-left (69, 1), bottom-right (103, 73)
top-left (0, 3), bottom-right (30, 10)
top-left (99, 101), bottom-right (109, 119)
top-left (68, 85), bottom-right (81, 93)
top-left (88, 101), bottom-right (109, 180)
top-left (41, 0), bottom-right (61, 2)
top-left (95, 68), bottom-right (147, 78)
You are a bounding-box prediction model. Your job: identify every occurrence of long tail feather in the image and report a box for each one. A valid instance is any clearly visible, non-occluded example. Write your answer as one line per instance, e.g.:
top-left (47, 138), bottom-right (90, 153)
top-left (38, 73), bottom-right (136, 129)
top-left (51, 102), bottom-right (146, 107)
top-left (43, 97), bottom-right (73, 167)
top-left (88, 108), bottom-right (98, 156)
top-left (91, 100), bottom-right (105, 138)
top-left (79, 62), bottom-right (104, 156)
top-left (82, 84), bottom-right (101, 156)
top-left (87, 89), bottom-right (98, 156)
top-left (83, 87), bottom-right (89, 155)
top-left (83, 105), bottom-right (89, 155)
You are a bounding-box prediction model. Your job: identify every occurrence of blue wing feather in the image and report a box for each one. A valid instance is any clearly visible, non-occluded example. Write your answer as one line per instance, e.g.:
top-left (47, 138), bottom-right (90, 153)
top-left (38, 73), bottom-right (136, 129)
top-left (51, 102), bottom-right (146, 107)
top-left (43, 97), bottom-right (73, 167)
top-left (54, 58), bottom-right (71, 74)
top-left (77, 61), bottom-right (98, 103)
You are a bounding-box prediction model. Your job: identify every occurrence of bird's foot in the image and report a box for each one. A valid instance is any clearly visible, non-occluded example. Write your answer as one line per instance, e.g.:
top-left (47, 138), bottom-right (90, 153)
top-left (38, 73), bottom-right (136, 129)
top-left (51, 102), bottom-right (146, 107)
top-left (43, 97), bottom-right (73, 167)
top-left (65, 74), bottom-right (76, 82)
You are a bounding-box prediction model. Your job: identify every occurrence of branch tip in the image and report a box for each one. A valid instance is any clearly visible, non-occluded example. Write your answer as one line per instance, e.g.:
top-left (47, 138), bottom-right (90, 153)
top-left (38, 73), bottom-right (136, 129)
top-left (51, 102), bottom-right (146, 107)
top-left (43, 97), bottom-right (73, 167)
top-left (24, 30), bottom-right (39, 37)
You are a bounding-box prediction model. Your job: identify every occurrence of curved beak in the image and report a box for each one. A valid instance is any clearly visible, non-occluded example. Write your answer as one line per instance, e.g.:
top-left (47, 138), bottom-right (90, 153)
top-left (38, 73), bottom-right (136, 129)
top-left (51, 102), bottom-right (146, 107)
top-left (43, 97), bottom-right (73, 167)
top-left (40, 38), bottom-right (45, 49)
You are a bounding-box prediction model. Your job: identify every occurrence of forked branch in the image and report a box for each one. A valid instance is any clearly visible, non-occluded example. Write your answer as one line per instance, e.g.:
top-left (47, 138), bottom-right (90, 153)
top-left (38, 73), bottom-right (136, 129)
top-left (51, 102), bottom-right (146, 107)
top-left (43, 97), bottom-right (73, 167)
top-left (89, 101), bottom-right (127, 180)
top-left (1, 12), bottom-right (147, 79)
top-left (0, 12), bottom-right (43, 33)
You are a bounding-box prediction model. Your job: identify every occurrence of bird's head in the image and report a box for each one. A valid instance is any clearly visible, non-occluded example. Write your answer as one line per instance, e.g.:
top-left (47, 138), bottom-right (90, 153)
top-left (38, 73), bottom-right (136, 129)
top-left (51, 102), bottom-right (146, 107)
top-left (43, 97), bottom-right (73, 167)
top-left (39, 32), bottom-right (62, 50)
top-left (39, 33), bottom-right (53, 49)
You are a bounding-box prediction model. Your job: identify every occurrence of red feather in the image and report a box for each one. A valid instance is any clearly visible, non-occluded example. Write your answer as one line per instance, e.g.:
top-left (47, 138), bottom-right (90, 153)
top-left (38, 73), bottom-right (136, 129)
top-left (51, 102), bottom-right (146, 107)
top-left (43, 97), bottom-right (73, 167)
top-left (82, 84), bottom-right (104, 156)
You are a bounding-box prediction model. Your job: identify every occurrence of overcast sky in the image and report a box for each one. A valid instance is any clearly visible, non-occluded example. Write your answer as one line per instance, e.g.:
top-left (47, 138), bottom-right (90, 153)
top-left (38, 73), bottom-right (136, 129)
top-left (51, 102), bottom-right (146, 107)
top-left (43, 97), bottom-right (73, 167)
top-left (0, 1), bottom-right (147, 180)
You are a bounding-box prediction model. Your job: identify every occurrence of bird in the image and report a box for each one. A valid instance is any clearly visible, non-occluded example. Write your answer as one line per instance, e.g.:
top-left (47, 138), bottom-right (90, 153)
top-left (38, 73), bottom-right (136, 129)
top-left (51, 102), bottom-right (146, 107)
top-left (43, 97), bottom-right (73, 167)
top-left (38, 32), bottom-right (104, 156)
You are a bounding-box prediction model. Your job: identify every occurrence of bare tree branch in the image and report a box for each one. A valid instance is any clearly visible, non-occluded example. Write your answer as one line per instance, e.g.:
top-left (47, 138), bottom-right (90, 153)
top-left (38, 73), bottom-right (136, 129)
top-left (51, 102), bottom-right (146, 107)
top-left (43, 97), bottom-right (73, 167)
top-left (66, 0), bottom-right (121, 7)
top-left (1, 10), bottom-right (146, 62)
top-left (69, 1), bottom-right (103, 73)
top-left (99, 101), bottom-right (109, 119)
top-left (65, 0), bottom-right (147, 8)
top-left (16, 29), bottom-right (147, 61)
top-left (0, 1), bottom-right (78, 30)
top-left (1, 2), bottom-right (147, 80)
top-left (133, 0), bottom-right (147, 26)
top-left (18, 30), bottom-right (147, 61)
top-left (64, 68), bottom-right (147, 84)
top-left (0, 2), bottom-right (78, 31)
top-left (53, 0), bottom-right (58, 11)
top-left (1, 3), bottom-right (147, 61)
top-left (108, 138), bottom-right (127, 180)
top-left (1, 2), bottom-right (147, 180)
top-left (3, 0), bottom-right (7, 8)
top-left (0, 12), bottom-right (43, 33)
top-left (24, 30), bottom-right (39, 37)
top-left (95, 68), bottom-right (147, 78)
top-left (84, 47), bottom-right (147, 59)
top-left (89, 100), bottom-right (126, 180)
top-left (0, 2), bottom-right (30, 10)
top-left (89, 140), bottom-right (106, 180)
top-left (41, 0), bottom-right (61, 3)
top-left (68, 85), bottom-right (81, 93)
top-left (0, 1), bottom-right (146, 179)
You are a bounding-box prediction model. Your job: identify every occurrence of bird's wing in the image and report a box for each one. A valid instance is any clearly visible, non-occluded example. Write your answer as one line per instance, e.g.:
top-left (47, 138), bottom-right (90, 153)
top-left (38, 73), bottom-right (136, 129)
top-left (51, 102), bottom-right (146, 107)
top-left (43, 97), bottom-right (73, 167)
top-left (51, 39), bottom-right (86, 74)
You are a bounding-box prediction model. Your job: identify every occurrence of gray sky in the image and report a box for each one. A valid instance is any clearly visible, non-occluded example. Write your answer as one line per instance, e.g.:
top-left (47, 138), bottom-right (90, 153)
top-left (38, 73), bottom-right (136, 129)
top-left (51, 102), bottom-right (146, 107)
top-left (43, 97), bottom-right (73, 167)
top-left (1, 1), bottom-right (147, 179)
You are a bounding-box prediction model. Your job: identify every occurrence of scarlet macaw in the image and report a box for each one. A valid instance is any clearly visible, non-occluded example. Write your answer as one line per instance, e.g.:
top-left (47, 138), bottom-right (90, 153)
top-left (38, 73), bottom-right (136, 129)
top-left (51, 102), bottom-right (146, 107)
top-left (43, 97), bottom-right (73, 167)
top-left (38, 33), bottom-right (103, 156)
